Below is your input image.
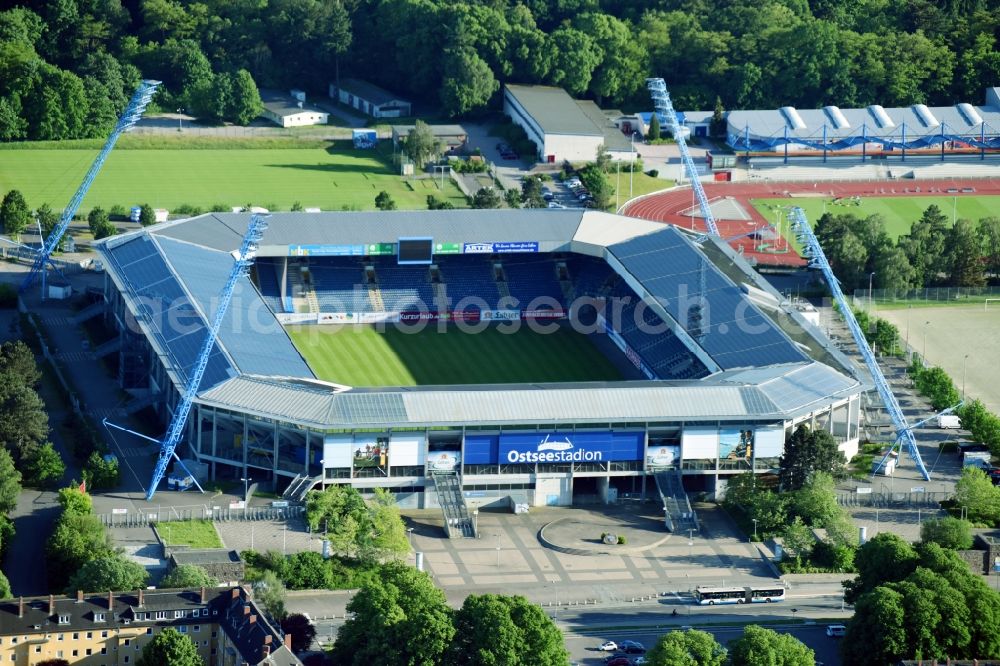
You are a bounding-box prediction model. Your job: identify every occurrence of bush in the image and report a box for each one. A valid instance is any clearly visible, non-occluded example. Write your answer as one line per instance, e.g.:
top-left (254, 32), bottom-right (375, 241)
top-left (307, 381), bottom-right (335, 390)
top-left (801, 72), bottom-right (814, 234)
top-left (108, 205), bottom-right (128, 220)
top-left (617, 535), bottom-right (627, 545)
top-left (920, 516), bottom-right (974, 550)
top-left (173, 204), bottom-right (204, 216)
top-left (646, 169), bottom-right (659, 178)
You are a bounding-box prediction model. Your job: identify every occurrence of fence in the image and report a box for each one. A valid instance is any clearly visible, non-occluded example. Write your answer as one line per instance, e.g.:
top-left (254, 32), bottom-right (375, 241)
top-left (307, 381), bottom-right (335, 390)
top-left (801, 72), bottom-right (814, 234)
top-left (100, 504), bottom-right (303, 527)
top-left (852, 286), bottom-right (1000, 305)
top-left (835, 490), bottom-right (946, 508)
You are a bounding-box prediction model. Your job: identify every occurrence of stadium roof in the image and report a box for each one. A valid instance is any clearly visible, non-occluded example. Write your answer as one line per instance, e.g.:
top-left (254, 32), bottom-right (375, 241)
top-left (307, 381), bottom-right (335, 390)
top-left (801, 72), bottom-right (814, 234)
top-left (197, 361), bottom-right (857, 428)
top-left (258, 89), bottom-right (327, 118)
top-left (728, 90), bottom-right (1000, 140)
top-left (155, 210), bottom-right (586, 256)
top-left (334, 78), bottom-right (410, 106)
top-left (96, 210), bottom-right (860, 429)
top-left (504, 84), bottom-right (605, 137)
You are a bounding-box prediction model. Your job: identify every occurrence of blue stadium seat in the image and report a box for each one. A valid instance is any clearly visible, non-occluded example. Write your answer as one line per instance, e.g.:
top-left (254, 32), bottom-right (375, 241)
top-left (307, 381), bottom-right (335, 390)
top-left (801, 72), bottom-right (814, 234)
top-left (309, 261), bottom-right (371, 312)
top-left (500, 256), bottom-right (564, 308)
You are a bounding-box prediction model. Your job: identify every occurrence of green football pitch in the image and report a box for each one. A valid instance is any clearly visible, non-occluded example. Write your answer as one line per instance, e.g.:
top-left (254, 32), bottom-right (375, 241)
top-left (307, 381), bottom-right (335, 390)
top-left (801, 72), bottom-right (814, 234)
top-left (285, 324), bottom-right (623, 386)
top-left (750, 195), bottom-right (1000, 251)
top-left (0, 139), bottom-right (467, 212)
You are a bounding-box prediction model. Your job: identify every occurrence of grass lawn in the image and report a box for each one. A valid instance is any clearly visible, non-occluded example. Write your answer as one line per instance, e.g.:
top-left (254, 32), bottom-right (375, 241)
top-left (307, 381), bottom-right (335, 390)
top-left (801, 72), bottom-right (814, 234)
top-left (750, 195), bottom-right (1000, 250)
top-left (158, 519), bottom-right (224, 548)
top-left (613, 172), bottom-right (673, 210)
top-left (0, 138), bottom-right (467, 213)
top-left (286, 324), bottom-right (623, 386)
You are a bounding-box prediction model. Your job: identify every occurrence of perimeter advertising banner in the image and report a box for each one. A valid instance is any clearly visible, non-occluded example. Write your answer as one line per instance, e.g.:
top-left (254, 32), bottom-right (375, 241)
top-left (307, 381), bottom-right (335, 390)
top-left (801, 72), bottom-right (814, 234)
top-left (719, 428), bottom-right (753, 461)
top-left (646, 445), bottom-right (680, 467)
top-left (434, 242), bottom-right (461, 254)
top-left (426, 450), bottom-right (461, 472)
top-left (462, 241), bottom-right (539, 254)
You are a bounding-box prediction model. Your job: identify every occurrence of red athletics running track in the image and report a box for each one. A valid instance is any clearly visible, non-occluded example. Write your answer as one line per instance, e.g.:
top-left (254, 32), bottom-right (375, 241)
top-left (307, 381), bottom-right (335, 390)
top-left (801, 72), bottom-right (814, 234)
top-left (621, 177), bottom-right (1000, 268)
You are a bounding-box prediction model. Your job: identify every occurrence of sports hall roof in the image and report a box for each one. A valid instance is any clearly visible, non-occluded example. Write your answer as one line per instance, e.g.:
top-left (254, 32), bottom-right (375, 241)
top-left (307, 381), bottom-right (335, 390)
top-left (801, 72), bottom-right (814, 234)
top-left (96, 210), bottom-right (860, 428)
top-left (504, 84), bottom-right (604, 137)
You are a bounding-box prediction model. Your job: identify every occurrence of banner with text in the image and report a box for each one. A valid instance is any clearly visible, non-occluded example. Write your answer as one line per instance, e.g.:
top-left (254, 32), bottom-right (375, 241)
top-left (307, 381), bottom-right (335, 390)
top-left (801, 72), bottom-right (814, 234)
top-left (462, 241), bottom-right (539, 254)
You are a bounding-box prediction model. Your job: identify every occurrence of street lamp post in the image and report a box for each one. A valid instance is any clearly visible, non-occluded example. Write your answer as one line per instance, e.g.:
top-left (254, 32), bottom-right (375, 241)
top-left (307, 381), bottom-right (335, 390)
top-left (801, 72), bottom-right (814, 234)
top-left (472, 509), bottom-right (479, 536)
top-left (923, 321), bottom-right (931, 362)
top-left (177, 108), bottom-right (184, 131)
top-left (406, 527), bottom-right (414, 547)
top-left (963, 354), bottom-right (969, 400)
top-left (630, 131), bottom-right (641, 199)
top-left (496, 533), bottom-right (502, 568)
top-left (241, 476), bottom-right (250, 502)
top-left (868, 272), bottom-right (876, 313)
top-left (751, 518), bottom-right (758, 542)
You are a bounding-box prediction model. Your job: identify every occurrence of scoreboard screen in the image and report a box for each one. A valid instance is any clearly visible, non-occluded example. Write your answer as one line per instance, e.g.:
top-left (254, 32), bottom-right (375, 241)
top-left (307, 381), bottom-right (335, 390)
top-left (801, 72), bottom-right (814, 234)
top-left (397, 237), bottom-right (433, 265)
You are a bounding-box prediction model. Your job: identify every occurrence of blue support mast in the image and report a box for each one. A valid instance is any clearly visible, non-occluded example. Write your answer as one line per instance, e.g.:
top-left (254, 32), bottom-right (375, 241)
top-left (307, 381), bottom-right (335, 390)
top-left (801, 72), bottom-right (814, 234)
top-left (646, 78), bottom-right (719, 237)
top-left (20, 80), bottom-right (160, 294)
top-left (789, 207), bottom-right (931, 481)
top-left (146, 214), bottom-right (270, 500)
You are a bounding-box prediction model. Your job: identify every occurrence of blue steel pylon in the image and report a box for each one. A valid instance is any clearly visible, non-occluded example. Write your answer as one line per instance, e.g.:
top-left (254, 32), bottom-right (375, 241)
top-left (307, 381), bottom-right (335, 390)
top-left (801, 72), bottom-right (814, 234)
top-left (146, 214), bottom-right (270, 500)
top-left (21, 80), bottom-right (161, 294)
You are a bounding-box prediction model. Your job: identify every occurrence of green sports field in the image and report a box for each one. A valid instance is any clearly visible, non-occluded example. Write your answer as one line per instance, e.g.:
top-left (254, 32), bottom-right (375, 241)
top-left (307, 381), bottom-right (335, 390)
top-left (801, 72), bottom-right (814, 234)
top-left (0, 139), bottom-right (467, 212)
top-left (750, 195), bottom-right (1000, 252)
top-left (286, 324), bottom-right (623, 386)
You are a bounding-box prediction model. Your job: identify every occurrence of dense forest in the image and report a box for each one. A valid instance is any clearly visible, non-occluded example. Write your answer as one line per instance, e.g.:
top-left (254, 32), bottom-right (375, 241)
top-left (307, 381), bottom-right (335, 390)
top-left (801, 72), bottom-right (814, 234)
top-left (1, 0), bottom-right (1000, 140)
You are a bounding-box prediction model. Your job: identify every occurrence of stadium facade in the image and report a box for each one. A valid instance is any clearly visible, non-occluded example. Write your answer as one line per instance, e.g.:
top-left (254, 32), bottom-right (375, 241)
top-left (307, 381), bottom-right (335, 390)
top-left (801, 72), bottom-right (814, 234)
top-left (95, 210), bottom-right (863, 508)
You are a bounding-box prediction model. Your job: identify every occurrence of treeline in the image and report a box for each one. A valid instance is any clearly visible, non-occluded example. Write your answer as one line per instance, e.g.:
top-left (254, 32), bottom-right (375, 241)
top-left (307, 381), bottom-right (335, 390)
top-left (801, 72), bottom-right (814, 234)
top-left (817, 205), bottom-right (1000, 293)
top-left (4, 0), bottom-right (1000, 136)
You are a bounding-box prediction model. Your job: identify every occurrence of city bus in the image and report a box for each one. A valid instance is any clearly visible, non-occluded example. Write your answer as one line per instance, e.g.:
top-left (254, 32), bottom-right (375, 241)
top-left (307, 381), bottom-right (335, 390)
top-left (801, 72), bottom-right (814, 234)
top-left (693, 586), bottom-right (785, 605)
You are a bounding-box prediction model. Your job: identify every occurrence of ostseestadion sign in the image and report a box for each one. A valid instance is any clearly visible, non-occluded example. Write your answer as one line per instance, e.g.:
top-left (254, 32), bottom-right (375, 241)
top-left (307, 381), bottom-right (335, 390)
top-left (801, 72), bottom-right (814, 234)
top-left (502, 434), bottom-right (604, 464)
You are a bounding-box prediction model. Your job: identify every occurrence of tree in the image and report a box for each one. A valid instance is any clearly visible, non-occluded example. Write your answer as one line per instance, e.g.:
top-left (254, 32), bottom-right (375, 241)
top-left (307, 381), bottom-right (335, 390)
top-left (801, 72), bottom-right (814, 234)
top-left (521, 176), bottom-right (545, 208)
top-left (228, 69), bottom-right (261, 125)
top-left (23, 442), bottom-right (65, 488)
top-left (374, 191), bottom-right (397, 211)
top-left (789, 472), bottom-right (840, 527)
top-left (844, 533), bottom-right (918, 604)
top-left (0, 342), bottom-right (37, 386)
top-left (57, 485), bottom-right (92, 515)
top-left (547, 27), bottom-right (601, 96)
top-left (35, 203), bottom-right (62, 251)
top-left (0, 378), bottom-right (48, 460)
top-left (920, 516), bottom-right (973, 550)
top-left (87, 207), bottom-right (109, 236)
top-left (83, 450), bottom-right (119, 489)
top-left (281, 613), bottom-right (318, 653)
top-left (46, 512), bottom-right (113, 590)
top-left (445, 594), bottom-right (568, 666)
top-left (0, 96), bottom-right (27, 141)
top-left (252, 569), bottom-right (287, 621)
top-left (1, 189), bottom-right (31, 237)
top-left (978, 216), bottom-right (1000, 276)
top-left (137, 627), bottom-right (201, 666)
top-left (37, 661), bottom-right (69, 666)
top-left (645, 629), bottom-right (727, 666)
top-left (842, 587), bottom-right (908, 666)
top-left (283, 551), bottom-right (334, 590)
top-left (709, 96), bottom-right (726, 137)
top-left (578, 163), bottom-right (612, 208)
top-left (332, 563), bottom-right (455, 666)
top-left (440, 47), bottom-right (499, 116)
top-left (648, 112), bottom-right (661, 141)
top-left (946, 218), bottom-right (986, 287)
top-left (0, 569), bottom-right (9, 600)
top-left (66, 554), bottom-right (148, 593)
top-left (471, 187), bottom-right (502, 209)
top-left (782, 517), bottom-right (815, 566)
top-left (955, 466), bottom-right (1000, 526)
top-left (727, 624), bottom-right (815, 666)
top-left (0, 448), bottom-right (21, 515)
top-left (778, 425), bottom-right (845, 491)
top-left (23, 64), bottom-right (87, 140)
top-left (402, 121), bottom-right (442, 169)
top-left (139, 203), bottom-right (155, 227)
top-left (93, 220), bottom-right (117, 240)
top-left (367, 488), bottom-right (409, 560)
top-left (159, 564), bottom-right (218, 589)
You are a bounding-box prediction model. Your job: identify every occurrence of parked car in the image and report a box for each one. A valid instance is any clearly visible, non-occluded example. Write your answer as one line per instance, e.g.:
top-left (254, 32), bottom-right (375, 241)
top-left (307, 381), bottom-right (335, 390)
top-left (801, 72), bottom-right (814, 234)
top-left (599, 641), bottom-right (618, 652)
top-left (605, 658), bottom-right (631, 666)
top-left (633, 658), bottom-right (648, 665)
top-left (547, 202), bottom-right (567, 209)
top-left (826, 624), bottom-right (846, 637)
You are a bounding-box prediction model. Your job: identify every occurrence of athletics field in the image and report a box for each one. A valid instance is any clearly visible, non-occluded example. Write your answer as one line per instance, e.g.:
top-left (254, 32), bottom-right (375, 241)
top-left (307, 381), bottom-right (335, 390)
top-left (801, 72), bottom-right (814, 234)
top-left (286, 324), bottom-right (623, 387)
top-left (0, 138), bottom-right (467, 212)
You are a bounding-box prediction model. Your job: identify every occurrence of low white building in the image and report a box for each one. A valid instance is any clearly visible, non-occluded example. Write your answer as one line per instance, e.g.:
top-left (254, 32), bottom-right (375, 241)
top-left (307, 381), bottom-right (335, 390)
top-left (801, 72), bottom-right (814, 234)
top-left (329, 79), bottom-right (412, 118)
top-left (259, 89), bottom-right (329, 128)
top-left (503, 84), bottom-right (635, 164)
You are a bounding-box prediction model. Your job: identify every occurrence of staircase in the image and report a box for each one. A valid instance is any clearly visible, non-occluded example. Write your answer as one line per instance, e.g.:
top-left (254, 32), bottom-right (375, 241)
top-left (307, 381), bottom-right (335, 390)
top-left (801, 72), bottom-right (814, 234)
top-left (283, 473), bottom-right (322, 501)
top-left (653, 469), bottom-right (699, 534)
top-left (92, 337), bottom-right (121, 359)
top-left (123, 392), bottom-right (159, 415)
top-left (430, 472), bottom-right (476, 538)
top-left (494, 266), bottom-right (511, 299)
top-left (289, 266), bottom-right (318, 313)
top-left (72, 301), bottom-right (104, 324)
top-left (368, 285), bottom-right (385, 311)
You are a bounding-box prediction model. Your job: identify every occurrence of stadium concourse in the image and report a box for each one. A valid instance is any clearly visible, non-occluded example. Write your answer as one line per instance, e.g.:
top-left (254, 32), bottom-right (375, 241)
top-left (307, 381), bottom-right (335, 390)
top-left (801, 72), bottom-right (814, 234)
top-left (93, 208), bottom-right (863, 515)
top-left (621, 177), bottom-right (1000, 267)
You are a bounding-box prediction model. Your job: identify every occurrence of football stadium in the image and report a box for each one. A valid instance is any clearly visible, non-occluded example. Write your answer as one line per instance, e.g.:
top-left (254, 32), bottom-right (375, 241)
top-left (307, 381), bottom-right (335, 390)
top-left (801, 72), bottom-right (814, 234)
top-left (95, 209), bottom-right (863, 519)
